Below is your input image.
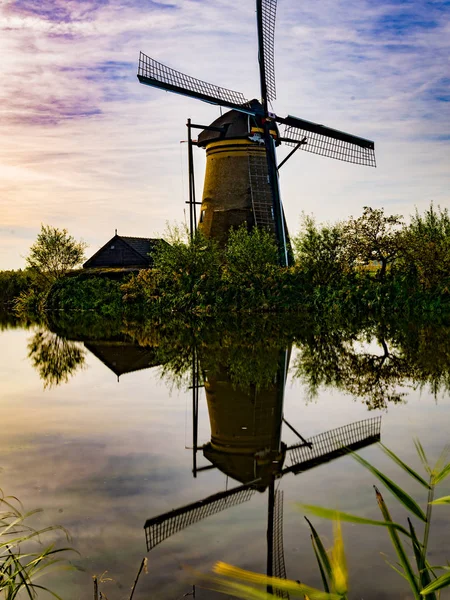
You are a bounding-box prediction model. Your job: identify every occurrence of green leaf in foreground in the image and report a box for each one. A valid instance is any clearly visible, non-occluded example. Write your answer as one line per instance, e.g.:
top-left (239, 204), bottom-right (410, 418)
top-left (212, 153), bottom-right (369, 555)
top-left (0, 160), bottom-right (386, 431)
top-left (414, 439), bottom-right (431, 475)
top-left (374, 487), bottom-right (421, 600)
top-left (421, 571), bottom-right (450, 595)
top-left (433, 463), bottom-right (450, 485)
top-left (352, 453), bottom-right (427, 522)
top-left (298, 505), bottom-right (412, 538)
top-left (379, 443), bottom-right (430, 489)
top-left (305, 516), bottom-right (332, 592)
top-left (209, 562), bottom-right (343, 599)
top-left (408, 518), bottom-right (435, 600)
top-left (430, 495), bottom-right (450, 505)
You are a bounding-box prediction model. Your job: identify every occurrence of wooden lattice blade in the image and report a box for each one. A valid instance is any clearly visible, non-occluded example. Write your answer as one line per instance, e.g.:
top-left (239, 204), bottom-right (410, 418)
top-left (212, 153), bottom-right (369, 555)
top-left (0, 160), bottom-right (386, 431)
top-left (277, 114), bottom-right (376, 167)
top-left (256, 0), bottom-right (277, 104)
top-left (137, 52), bottom-right (256, 115)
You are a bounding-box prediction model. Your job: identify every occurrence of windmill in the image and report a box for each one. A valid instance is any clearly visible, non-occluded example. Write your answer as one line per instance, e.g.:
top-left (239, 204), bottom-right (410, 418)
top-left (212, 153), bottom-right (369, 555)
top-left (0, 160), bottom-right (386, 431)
top-left (137, 0), bottom-right (376, 265)
top-left (144, 343), bottom-right (382, 595)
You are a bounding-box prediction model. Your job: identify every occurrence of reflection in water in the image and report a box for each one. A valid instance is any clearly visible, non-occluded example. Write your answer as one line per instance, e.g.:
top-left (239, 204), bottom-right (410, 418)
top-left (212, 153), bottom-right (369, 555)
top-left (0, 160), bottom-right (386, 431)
top-left (18, 311), bottom-right (450, 408)
top-left (84, 342), bottom-right (161, 381)
top-left (294, 321), bottom-right (450, 409)
top-left (27, 329), bottom-right (86, 388)
top-left (145, 344), bottom-right (382, 590)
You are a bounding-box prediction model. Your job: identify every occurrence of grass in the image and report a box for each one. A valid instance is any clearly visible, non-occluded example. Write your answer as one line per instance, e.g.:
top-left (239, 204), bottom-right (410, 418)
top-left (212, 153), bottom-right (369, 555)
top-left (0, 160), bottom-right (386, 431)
top-left (200, 440), bottom-right (450, 599)
top-left (0, 488), bottom-right (76, 599)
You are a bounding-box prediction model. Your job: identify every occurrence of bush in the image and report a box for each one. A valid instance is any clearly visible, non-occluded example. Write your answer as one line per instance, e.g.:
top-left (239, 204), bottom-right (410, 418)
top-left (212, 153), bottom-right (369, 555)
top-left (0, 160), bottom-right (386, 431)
top-left (293, 215), bottom-right (350, 286)
top-left (46, 274), bottom-right (125, 315)
top-left (0, 270), bottom-right (35, 306)
top-left (397, 203), bottom-right (450, 289)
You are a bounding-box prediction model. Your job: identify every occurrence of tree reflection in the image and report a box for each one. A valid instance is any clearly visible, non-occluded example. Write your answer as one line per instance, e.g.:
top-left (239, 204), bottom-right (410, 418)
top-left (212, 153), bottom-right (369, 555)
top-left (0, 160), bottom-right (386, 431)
top-left (294, 321), bottom-right (450, 409)
top-left (27, 330), bottom-right (86, 388)
top-left (41, 310), bottom-right (450, 409)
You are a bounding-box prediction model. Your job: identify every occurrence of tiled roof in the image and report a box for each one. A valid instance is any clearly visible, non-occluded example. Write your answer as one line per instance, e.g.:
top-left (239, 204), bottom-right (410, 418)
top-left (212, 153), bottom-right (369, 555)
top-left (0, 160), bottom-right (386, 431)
top-left (120, 236), bottom-right (164, 260)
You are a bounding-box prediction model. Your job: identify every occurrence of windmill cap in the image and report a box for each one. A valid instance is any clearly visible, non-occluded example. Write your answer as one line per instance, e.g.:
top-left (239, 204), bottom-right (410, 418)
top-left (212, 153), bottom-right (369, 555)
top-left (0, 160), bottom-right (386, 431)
top-left (197, 99), bottom-right (280, 147)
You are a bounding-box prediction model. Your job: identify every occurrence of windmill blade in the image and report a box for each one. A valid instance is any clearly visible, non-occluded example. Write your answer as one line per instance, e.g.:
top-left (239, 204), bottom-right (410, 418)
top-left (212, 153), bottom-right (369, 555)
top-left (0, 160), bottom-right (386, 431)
top-left (256, 0), bottom-right (278, 107)
top-left (138, 52), bottom-right (255, 114)
top-left (278, 114), bottom-right (376, 167)
top-left (283, 416), bottom-right (381, 475)
top-left (144, 483), bottom-right (256, 552)
top-left (272, 490), bottom-right (289, 598)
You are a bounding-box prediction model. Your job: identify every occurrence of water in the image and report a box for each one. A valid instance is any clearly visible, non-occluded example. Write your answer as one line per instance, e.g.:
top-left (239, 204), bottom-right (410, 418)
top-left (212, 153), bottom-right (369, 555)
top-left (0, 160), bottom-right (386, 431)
top-left (0, 314), bottom-right (449, 599)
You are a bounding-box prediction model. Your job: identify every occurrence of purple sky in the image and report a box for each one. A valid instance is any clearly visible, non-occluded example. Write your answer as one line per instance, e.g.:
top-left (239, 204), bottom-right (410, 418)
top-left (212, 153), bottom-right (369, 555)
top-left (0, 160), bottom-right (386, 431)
top-left (1, 0), bottom-right (449, 269)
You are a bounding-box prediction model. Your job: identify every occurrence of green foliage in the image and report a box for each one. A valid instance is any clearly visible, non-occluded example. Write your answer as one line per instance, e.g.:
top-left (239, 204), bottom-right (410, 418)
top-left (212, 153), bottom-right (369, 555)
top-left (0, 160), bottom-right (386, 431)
top-left (14, 289), bottom-right (47, 319)
top-left (0, 488), bottom-right (75, 599)
top-left (300, 440), bottom-right (450, 599)
top-left (398, 203), bottom-right (450, 289)
top-left (0, 271), bottom-right (35, 306)
top-left (125, 225), bottom-right (222, 313)
top-left (46, 274), bottom-right (125, 315)
top-left (25, 225), bottom-right (87, 286)
top-left (222, 225), bottom-right (280, 309)
top-left (224, 225), bottom-right (278, 280)
top-left (10, 205), bottom-right (450, 318)
top-left (343, 206), bottom-right (403, 280)
top-left (293, 215), bottom-right (349, 286)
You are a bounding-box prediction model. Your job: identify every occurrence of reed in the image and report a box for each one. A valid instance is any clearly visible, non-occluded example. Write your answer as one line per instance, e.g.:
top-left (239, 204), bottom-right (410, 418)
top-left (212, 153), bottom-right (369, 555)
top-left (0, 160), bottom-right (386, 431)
top-left (0, 488), bottom-right (76, 599)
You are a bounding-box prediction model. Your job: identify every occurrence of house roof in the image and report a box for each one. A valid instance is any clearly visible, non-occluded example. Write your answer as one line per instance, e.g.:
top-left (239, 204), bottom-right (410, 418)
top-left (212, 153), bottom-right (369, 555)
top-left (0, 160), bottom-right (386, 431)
top-left (84, 341), bottom-right (161, 377)
top-left (119, 236), bottom-right (162, 261)
top-left (83, 234), bottom-right (167, 268)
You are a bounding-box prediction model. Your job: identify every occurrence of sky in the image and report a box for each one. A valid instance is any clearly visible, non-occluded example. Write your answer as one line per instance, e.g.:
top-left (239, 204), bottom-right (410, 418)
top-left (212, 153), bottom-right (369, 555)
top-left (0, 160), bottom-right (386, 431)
top-left (1, 0), bottom-right (449, 269)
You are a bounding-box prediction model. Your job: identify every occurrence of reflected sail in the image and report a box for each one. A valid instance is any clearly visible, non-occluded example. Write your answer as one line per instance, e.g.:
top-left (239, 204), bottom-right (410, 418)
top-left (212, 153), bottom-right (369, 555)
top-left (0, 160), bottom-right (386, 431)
top-left (284, 417), bottom-right (382, 474)
top-left (145, 484), bottom-right (255, 552)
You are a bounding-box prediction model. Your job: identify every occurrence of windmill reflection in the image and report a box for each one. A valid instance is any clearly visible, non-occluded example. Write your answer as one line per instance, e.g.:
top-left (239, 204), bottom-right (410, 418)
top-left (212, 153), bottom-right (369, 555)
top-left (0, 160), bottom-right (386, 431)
top-left (145, 345), bottom-right (381, 593)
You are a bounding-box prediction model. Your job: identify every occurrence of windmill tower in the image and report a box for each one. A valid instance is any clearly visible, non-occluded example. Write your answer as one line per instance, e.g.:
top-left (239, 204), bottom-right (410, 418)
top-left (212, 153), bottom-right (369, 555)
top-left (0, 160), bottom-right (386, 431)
top-left (137, 0), bottom-right (376, 265)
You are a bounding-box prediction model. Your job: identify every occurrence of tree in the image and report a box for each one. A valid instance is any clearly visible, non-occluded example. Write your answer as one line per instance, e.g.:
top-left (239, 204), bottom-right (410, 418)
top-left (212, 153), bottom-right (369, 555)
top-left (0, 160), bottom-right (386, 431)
top-left (343, 207), bottom-right (403, 280)
top-left (293, 214), bottom-right (350, 285)
top-left (224, 225), bottom-right (278, 280)
top-left (25, 225), bottom-right (87, 285)
top-left (398, 202), bottom-right (450, 289)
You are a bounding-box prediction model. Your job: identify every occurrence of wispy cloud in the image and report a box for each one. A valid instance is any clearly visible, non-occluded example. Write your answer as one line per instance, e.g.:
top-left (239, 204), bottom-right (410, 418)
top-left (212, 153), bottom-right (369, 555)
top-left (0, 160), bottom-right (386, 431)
top-left (0, 0), bottom-right (449, 268)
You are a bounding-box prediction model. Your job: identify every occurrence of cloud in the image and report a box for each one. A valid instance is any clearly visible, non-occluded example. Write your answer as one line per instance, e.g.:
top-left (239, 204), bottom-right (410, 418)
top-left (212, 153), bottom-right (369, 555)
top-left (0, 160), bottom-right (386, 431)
top-left (0, 0), bottom-right (449, 268)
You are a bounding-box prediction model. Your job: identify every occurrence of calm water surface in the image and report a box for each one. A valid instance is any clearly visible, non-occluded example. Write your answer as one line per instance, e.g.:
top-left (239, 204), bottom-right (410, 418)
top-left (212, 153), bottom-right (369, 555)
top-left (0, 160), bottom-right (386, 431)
top-left (0, 315), bottom-right (449, 599)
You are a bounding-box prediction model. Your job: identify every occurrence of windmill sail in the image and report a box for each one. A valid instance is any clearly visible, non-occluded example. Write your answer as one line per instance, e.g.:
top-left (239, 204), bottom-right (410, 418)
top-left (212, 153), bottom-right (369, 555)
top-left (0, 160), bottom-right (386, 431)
top-left (256, 0), bottom-right (278, 105)
top-left (144, 484), bottom-right (255, 552)
top-left (272, 490), bottom-right (289, 598)
top-left (284, 416), bottom-right (381, 474)
top-left (280, 114), bottom-right (376, 167)
top-left (138, 53), bottom-right (254, 114)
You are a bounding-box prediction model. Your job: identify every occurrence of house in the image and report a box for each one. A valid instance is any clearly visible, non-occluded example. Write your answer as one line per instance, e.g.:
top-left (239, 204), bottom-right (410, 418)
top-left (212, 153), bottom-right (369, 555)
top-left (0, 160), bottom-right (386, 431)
top-left (83, 233), bottom-right (166, 269)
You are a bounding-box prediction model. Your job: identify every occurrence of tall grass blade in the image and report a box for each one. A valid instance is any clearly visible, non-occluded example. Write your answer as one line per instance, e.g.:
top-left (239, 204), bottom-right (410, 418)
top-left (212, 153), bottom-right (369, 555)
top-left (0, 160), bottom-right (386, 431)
top-left (380, 554), bottom-right (409, 582)
top-left (408, 518), bottom-right (435, 599)
top-left (310, 535), bottom-right (330, 593)
top-left (353, 453), bottom-right (427, 522)
top-left (299, 505), bottom-right (413, 538)
top-left (414, 439), bottom-right (431, 475)
top-left (375, 487), bottom-right (421, 600)
top-left (420, 572), bottom-right (450, 595)
top-left (379, 443), bottom-right (430, 489)
top-left (305, 517), bottom-right (332, 590)
top-left (212, 562), bottom-right (343, 599)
